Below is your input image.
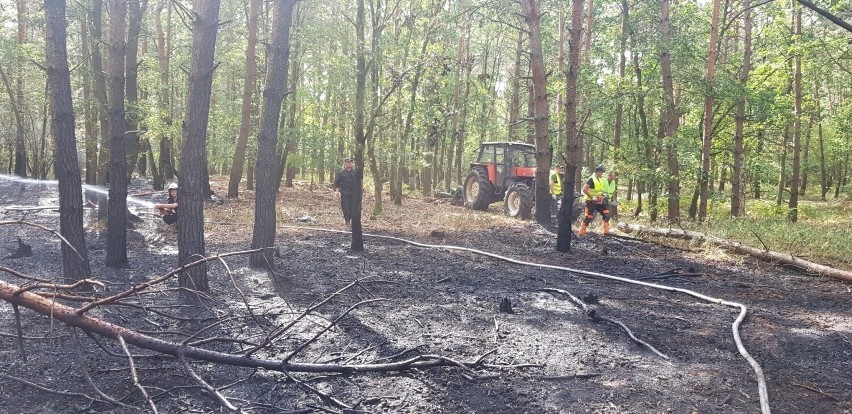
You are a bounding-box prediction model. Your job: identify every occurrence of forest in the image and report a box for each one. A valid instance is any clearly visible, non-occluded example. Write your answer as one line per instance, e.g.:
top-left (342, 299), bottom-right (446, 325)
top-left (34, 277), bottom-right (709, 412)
top-left (0, 0), bottom-right (851, 413)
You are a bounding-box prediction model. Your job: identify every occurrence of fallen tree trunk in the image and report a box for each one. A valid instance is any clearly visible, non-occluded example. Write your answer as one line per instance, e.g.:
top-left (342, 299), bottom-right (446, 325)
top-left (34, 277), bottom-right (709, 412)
top-left (0, 279), bottom-right (506, 374)
top-left (617, 223), bottom-right (852, 283)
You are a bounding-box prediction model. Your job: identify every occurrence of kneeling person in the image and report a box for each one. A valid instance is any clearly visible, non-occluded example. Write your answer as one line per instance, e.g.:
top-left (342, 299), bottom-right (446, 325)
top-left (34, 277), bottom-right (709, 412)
top-left (154, 183), bottom-right (179, 225)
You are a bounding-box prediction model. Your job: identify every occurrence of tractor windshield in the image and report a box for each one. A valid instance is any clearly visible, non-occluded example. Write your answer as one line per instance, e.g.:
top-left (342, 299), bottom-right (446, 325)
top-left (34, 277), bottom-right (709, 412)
top-left (510, 147), bottom-right (537, 168)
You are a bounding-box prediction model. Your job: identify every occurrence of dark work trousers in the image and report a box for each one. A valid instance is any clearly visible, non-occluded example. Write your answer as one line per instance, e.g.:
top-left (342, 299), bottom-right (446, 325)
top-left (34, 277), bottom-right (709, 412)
top-left (583, 200), bottom-right (610, 225)
top-left (340, 193), bottom-right (353, 223)
top-left (162, 213), bottom-right (178, 225)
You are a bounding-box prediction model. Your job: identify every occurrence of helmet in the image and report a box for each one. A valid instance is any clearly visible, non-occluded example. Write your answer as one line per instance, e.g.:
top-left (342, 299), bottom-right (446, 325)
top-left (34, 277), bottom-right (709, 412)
top-left (168, 183), bottom-right (178, 190)
top-left (595, 164), bottom-right (606, 172)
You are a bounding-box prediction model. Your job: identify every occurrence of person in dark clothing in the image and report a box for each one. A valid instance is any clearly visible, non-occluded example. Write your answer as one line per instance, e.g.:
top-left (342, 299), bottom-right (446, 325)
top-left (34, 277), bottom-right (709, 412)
top-left (155, 183), bottom-right (179, 225)
top-left (333, 159), bottom-right (356, 225)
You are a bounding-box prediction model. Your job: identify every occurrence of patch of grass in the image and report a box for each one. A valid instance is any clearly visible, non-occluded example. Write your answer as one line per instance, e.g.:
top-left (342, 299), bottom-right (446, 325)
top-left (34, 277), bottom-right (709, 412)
top-left (618, 196), bottom-right (852, 270)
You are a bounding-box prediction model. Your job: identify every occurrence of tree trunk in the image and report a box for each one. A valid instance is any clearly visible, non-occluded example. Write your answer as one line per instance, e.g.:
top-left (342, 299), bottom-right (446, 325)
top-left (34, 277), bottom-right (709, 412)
top-left (155, 0), bottom-right (172, 187)
top-left (178, 0), bottom-right (222, 288)
top-left (443, 2), bottom-right (467, 192)
top-left (80, 16), bottom-right (98, 185)
top-left (618, 223), bottom-right (852, 283)
top-left (91, 0), bottom-right (111, 188)
top-left (800, 115), bottom-right (812, 195)
top-left (731, 0), bottom-right (752, 217)
top-left (751, 128), bottom-right (764, 200)
top-left (282, 13), bottom-right (303, 190)
top-left (13, 0), bottom-right (27, 178)
top-left (777, 124), bottom-right (789, 206)
top-left (145, 136), bottom-right (160, 183)
top-left (522, 0), bottom-right (553, 225)
top-left (105, 0), bottom-right (128, 268)
top-left (557, 6), bottom-right (566, 155)
top-left (395, 19), bottom-right (436, 204)
top-left (46, 0), bottom-right (92, 281)
top-left (659, 0), bottom-right (680, 223)
top-left (698, 0), bottom-right (722, 221)
top-left (250, 0), bottom-right (296, 268)
top-left (557, 0), bottom-right (584, 253)
top-left (227, 0), bottom-right (262, 198)
top-left (452, 4), bottom-right (473, 191)
top-left (565, 0), bottom-right (585, 192)
top-left (351, 0), bottom-right (369, 252)
top-left (509, 30), bottom-right (523, 142)
top-left (613, 0), bottom-right (628, 167)
top-left (124, 0), bottom-right (145, 177)
top-left (817, 85), bottom-right (827, 200)
top-left (788, 3), bottom-right (802, 222)
top-left (0, 65), bottom-right (27, 178)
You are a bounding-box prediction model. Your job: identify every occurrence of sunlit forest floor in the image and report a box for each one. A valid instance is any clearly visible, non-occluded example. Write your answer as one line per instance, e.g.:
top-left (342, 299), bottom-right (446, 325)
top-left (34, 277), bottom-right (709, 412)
top-left (609, 194), bottom-right (852, 272)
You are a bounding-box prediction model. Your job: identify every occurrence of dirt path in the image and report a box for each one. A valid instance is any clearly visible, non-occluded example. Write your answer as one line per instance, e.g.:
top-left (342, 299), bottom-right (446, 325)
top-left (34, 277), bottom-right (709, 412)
top-left (1, 178), bottom-right (850, 413)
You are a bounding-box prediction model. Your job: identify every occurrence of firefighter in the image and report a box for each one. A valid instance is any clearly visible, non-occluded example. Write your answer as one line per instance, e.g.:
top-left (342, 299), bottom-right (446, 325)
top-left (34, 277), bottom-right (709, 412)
top-left (333, 158), bottom-right (356, 225)
top-left (154, 182), bottom-right (179, 225)
top-left (580, 164), bottom-right (611, 236)
top-left (550, 164), bottom-right (563, 213)
top-left (603, 171), bottom-right (618, 199)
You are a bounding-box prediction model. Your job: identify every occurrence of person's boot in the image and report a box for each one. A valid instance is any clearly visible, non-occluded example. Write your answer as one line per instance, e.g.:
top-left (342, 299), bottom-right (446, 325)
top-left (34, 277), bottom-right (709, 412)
top-left (603, 220), bottom-right (610, 235)
top-left (579, 222), bottom-right (587, 236)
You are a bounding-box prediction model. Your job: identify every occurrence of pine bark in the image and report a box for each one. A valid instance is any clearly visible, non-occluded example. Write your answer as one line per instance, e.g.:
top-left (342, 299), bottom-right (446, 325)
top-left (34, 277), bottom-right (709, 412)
top-left (13, 0), bottom-right (27, 178)
top-left (124, 0), bottom-right (145, 177)
top-left (155, 0), bottom-right (173, 186)
top-left (178, 0), bottom-right (222, 288)
top-left (564, 0), bottom-right (585, 193)
top-left (250, 0), bottom-right (296, 268)
top-left (45, 0), bottom-right (92, 281)
top-left (660, 0), bottom-right (680, 223)
top-left (228, 0), bottom-right (262, 198)
top-left (352, 0), bottom-right (368, 251)
top-left (91, 0), bottom-right (111, 187)
top-left (698, 0), bottom-right (722, 221)
top-left (731, 0), bottom-right (752, 217)
top-left (788, 4), bottom-right (802, 222)
top-left (557, 0), bottom-right (585, 253)
top-left (80, 18), bottom-right (98, 185)
top-left (105, 0), bottom-right (128, 268)
top-left (522, 0), bottom-right (553, 225)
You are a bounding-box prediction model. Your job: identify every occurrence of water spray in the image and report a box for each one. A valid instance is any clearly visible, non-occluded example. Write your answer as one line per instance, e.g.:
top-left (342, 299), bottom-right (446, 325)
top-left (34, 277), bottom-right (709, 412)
top-left (0, 175), bottom-right (157, 209)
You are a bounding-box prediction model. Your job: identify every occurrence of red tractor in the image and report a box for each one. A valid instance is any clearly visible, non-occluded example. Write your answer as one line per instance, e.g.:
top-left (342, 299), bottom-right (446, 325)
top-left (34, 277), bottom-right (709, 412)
top-left (463, 142), bottom-right (538, 219)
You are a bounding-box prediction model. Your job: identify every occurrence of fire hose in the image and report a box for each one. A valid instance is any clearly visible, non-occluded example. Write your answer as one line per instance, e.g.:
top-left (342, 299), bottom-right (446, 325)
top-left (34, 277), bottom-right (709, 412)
top-left (281, 224), bottom-right (771, 414)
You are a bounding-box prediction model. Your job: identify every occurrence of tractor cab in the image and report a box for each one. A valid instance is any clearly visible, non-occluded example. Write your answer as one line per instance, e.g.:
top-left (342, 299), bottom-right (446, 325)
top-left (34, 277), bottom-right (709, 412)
top-left (464, 142), bottom-right (537, 219)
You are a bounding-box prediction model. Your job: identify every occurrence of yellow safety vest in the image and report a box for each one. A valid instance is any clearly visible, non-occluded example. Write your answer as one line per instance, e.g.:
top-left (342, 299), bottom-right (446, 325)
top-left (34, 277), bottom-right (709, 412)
top-left (584, 176), bottom-right (604, 201)
top-left (550, 172), bottom-right (562, 196)
top-left (602, 178), bottom-right (617, 196)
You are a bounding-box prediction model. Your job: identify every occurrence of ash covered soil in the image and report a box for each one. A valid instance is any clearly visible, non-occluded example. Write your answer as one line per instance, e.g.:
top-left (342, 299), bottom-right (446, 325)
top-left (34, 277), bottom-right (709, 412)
top-left (1, 177), bottom-right (850, 414)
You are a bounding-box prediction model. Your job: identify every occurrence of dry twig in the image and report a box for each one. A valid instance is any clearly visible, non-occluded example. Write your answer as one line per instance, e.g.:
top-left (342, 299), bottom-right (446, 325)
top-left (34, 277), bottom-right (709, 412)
top-left (178, 352), bottom-right (241, 412)
top-left (68, 327), bottom-right (132, 408)
top-left (117, 335), bottom-right (159, 414)
top-left (542, 288), bottom-right (670, 360)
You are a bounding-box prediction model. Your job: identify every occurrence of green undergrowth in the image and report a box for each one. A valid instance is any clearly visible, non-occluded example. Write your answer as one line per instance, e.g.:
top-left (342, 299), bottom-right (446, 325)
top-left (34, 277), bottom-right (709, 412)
top-left (618, 197), bottom-right (852, 270)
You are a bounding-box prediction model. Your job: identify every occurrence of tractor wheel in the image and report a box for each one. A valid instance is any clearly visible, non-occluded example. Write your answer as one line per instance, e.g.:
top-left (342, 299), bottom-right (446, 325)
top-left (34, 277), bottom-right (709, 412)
top-left (464, 168), bottom-right (494, 211)
top-left (503, 182), bottom-right (533, 219)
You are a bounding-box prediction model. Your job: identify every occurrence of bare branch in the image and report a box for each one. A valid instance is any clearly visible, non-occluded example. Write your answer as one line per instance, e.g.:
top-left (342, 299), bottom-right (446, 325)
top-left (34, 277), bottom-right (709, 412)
top-left (542, 288), bottom-right (670, 360)
top-left (178, 352), bottom-right (240, 412)
top-left (12, 304), bottom-right (27, 361)
top-left (68, 327), bottom-right (132, 408)
top-left (117, 335), bottom-right (159, 414)
top-left (77, 249), bottom-right (263, 314)
top-left (0, 372), bottom-right (100, 403)
top-left (284, 298), bottom-right (387, 362)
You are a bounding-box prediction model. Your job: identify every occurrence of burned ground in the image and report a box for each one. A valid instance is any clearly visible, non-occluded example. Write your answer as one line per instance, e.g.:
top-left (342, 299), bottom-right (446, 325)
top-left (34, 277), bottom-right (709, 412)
top-left (0, 177), bottom-right (850, 413)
